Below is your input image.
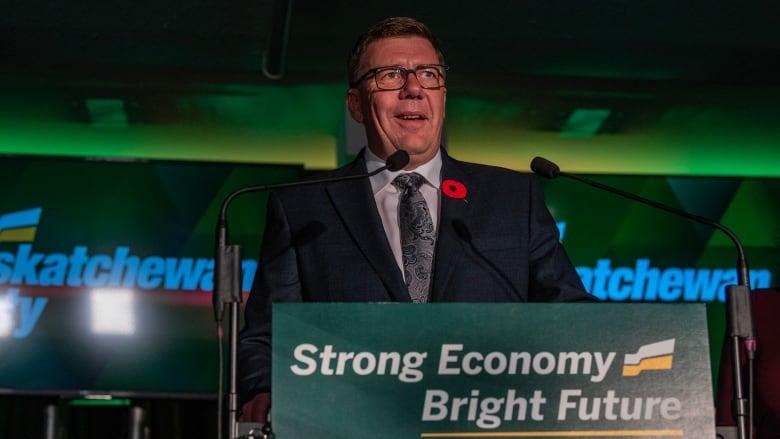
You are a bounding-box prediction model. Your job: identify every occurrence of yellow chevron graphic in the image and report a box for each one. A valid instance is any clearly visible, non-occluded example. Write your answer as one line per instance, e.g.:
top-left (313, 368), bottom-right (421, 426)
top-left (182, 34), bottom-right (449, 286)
top-left (622, 339), bottom-right (675, 377)
top-left (0, 226), bottom-right (37, 242)
top-left (622, 355), bottom-right (674, 376)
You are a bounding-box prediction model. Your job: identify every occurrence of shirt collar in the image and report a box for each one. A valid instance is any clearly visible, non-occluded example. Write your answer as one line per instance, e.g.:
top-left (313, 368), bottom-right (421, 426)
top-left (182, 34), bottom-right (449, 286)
top-left (365, 148), bottom-right (442, 195)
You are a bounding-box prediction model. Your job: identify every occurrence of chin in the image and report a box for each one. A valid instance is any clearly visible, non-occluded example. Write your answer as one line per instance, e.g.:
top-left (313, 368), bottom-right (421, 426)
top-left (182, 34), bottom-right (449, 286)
top-left (408, 144), bottom-right (439, 155)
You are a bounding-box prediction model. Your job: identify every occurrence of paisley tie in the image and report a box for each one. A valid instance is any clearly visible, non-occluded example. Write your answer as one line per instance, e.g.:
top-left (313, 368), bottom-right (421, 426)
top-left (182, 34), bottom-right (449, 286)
top-left (392, 173), bottom-right (436, 303)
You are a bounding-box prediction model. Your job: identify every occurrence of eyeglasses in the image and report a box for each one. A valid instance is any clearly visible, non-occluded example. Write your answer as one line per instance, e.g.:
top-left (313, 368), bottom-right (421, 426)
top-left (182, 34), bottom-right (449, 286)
top-left (353, 64), bottom-right (449, 90)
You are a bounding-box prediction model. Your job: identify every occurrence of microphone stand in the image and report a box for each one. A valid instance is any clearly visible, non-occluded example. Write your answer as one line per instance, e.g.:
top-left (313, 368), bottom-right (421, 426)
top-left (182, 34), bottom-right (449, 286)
top-left (214, 202), bottom-right (254, 439)
top-left (530, 157), bottom-right (755, 439)
top-left (213, 151), bottom-right (410, 439)
top-left (726, 284), bottom-right (755, 439)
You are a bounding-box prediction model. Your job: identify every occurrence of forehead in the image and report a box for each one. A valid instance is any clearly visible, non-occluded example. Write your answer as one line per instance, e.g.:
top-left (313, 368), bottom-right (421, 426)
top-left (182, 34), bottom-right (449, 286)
top-left (363, 36), bottom-right (439, 69)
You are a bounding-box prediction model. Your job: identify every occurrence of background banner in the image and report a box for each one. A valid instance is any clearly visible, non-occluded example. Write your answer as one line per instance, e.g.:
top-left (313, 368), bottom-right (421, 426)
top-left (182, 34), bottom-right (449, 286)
top-left (0, 154), bottom-right (302, 396)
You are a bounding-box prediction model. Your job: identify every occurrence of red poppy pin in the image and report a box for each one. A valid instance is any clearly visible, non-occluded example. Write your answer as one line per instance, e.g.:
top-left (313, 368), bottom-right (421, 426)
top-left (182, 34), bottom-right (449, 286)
top-left (442, 179), bottom-right (467, 200)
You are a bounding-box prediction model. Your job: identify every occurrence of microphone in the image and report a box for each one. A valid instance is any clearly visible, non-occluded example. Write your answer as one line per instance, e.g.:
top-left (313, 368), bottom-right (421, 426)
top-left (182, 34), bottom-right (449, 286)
top-left (214, 149), bottom-right (409, 320)
top-left (531, 156), bottom-right (751, 287)
top-left (531, 156), bottom-right (755, 439)
top-left (212, 149), bottom-right (409, 439)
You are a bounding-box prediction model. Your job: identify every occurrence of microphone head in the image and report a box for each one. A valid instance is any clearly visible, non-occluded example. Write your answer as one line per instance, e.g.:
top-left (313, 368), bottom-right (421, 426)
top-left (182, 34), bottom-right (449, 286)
top-left (530, 156), bottom-right (560, 179)
top-left (385, 150), bottom-right (410, 171)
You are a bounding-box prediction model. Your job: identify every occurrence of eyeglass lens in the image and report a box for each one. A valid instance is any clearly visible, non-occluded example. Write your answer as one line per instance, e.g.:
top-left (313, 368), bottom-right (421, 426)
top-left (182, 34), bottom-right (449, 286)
top-left (375, 66), bottom-right (444, 90)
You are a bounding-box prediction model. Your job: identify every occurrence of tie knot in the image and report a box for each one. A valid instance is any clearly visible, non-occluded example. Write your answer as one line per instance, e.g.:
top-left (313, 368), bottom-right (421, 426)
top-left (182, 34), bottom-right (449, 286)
top-left (392, 172), bottom-right (425, 192)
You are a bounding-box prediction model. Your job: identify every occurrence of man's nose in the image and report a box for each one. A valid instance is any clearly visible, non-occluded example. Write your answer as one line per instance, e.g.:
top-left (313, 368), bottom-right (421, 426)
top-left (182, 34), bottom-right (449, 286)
top-left (400, 71), bottom-right (423, 96)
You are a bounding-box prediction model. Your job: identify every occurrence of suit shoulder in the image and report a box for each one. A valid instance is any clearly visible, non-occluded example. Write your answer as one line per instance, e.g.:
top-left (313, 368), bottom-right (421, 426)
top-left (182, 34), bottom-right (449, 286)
top-left (450, 157), bottom-right (535, 183)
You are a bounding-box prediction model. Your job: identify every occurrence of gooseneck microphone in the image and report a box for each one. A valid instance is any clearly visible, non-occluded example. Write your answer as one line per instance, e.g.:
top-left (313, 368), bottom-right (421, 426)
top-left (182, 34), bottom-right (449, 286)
top-left (531, 156), bottom-right (755, 439)
top-left (212, 149), bottom-right (409, 439)
top-left (531, 156), bottom-right (751, 287)
top-left (214, 149), bottom-right (409, 320)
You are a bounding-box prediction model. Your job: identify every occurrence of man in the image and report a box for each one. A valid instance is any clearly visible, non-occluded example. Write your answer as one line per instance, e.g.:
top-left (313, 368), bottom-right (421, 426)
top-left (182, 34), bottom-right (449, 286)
top-left (238, 16), bottom-right (594, 422)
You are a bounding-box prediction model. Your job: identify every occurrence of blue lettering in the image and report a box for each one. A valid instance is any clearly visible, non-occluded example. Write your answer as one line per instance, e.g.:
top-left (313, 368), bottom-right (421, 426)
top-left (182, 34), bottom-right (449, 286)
top-left (110, 246), bottom-right (140, 288)
top-left (10, 244), bottom-right (42, 284)
top-left (198, 260), bottom-right (215, 292)
top-left (720, 269), bottom-right (739, 287)
top-left (14, 293), bottom-right (47, 338)
top-left (67, 246), bottom-right (89, 286)
top-left (163, 258), bottom-right (211, 290)
top-left (83, 254), bottom-right (112, 287)
top-left (39, 253), bottom-right (68, 286)
top-left (751, 270), bottom-right (772, 290)
top-left (607, 267), bottom-right (633, 301)
top-left (683, 268), bottom-right (719, 301)
top-left (556, 221), bottom-right (566, 241)
top-left (0, 251), bottom-right (12, 282)
top-left (590, 259), bottom-right (612, 299)
top-left (633, 259), bottom-right (659, 301)
top-left (138, 256), bottom-right (165, 289)
top-left (0, 244), bottom-right (772, 302)
top-left (658, 268), bottom-right (683, 301)
top-left (1, 288), bottom-right (47, 338)
top-left (242, 260), bottom-right (257, 293)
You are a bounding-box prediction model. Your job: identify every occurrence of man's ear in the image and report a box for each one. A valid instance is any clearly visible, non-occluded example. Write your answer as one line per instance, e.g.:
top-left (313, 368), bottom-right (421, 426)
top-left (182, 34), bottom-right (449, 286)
top-left (346, 89), bottom-right (364, 123)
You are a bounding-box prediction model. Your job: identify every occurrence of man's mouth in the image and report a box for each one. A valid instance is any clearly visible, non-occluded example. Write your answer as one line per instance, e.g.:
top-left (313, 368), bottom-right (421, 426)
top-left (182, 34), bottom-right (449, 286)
top-left (398, 114), bottom-right (426, 120)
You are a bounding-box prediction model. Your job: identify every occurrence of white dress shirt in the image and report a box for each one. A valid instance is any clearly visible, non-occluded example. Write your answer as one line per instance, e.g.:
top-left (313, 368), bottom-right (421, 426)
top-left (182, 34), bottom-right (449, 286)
top-left (365, 148), bottom-right (442, 275)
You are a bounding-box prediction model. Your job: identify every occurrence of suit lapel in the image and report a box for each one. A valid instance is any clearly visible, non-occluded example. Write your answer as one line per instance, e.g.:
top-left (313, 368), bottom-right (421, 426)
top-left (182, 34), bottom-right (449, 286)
top-left (325, 158), bottom-right (410, 301)
top-left (431, 153), bottom-right (473, 301)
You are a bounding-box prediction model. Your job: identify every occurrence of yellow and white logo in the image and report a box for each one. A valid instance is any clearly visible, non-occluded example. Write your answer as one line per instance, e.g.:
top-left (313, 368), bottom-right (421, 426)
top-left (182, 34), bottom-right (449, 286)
top-left (622, 338), bottom-right (675, 376)
top-left (0, 208), bottom-right (41, 242)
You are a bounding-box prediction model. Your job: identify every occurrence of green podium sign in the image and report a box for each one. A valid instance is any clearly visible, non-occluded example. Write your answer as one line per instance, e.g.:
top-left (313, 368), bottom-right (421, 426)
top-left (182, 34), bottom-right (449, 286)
top-left (272, 303), bottom-right (715, 438)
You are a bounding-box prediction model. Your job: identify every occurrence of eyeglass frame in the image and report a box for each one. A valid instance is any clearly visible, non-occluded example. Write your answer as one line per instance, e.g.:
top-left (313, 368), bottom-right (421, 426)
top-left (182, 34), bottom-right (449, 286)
top-left (351, 64), bottom-right (450, 90)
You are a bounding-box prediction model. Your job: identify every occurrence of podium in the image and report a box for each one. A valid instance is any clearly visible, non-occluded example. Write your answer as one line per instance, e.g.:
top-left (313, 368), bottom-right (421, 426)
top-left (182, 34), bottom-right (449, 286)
top-left (271, 303), bottom-right (716, 438)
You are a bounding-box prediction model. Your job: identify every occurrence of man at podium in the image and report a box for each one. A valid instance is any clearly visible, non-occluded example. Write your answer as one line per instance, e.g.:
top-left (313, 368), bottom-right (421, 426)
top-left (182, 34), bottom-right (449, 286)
top-left (237, 16), bottom-right (596, 423)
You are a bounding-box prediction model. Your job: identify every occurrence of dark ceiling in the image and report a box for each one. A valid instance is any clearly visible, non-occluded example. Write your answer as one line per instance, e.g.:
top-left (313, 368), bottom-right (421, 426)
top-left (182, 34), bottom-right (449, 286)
top-left (3, 0), bottom-right (780, 87)
top-left (2, 0), bottom-right (779, 137)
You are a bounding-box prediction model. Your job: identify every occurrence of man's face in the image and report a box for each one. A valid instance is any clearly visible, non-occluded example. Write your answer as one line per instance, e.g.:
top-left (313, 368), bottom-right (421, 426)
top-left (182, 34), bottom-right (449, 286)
top-left (347, 36), bottom-right (446, 170)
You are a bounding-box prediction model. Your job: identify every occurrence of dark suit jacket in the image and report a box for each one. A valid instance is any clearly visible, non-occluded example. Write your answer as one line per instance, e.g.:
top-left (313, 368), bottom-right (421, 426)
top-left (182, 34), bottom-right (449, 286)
top-left (237, 149), bottom-right (594, 403)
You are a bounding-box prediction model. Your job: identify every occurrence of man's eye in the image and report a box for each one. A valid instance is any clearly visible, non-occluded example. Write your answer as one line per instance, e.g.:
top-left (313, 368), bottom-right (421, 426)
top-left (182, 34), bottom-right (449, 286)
top-left (382, 70), bottom-right (402, 80)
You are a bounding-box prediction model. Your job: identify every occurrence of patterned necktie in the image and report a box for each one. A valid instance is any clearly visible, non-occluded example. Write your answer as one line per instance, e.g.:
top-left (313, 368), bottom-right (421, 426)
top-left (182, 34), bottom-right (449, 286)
top-left (392, 173), bottom-right (436, 303)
